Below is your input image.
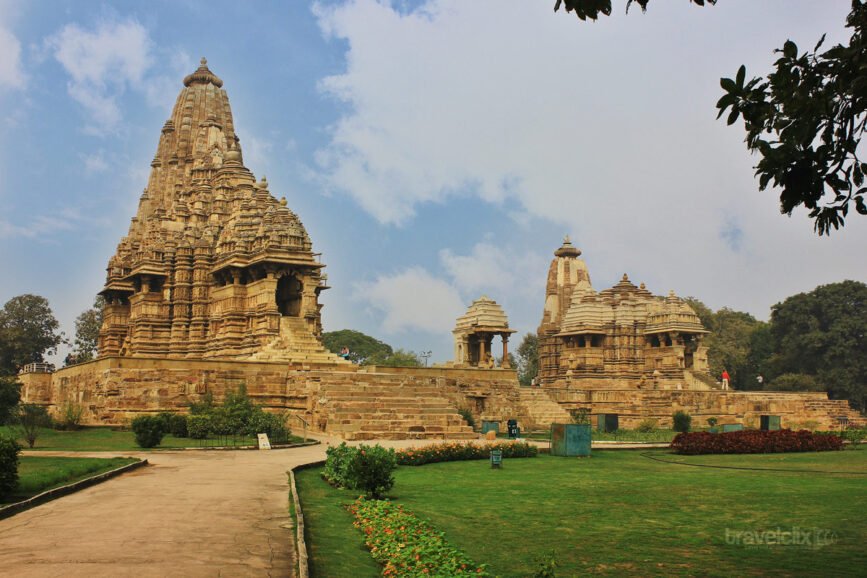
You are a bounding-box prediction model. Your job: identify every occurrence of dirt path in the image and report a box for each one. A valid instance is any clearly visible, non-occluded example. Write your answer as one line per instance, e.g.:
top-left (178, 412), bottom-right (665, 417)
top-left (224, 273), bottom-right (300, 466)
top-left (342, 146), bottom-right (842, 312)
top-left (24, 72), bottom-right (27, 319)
top-left (0, 444), bottom-right (330, 577)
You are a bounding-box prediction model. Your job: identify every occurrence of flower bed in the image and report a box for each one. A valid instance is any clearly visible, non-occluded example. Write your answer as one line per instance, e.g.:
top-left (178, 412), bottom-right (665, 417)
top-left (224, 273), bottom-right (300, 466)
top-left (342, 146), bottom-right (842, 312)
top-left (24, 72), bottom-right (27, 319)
top-left (671, 429), bottom-right (844, 455)
top-left (395, 441), bottom-right (538, 466)
top-left (349, 497), bottom-right (488, 577)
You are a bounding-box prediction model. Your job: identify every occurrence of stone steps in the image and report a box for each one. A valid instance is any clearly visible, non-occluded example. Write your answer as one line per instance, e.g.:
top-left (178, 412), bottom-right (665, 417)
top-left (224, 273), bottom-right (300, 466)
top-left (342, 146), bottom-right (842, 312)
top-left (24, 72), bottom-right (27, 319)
top-left (519, 387), bottom-right (573, 428)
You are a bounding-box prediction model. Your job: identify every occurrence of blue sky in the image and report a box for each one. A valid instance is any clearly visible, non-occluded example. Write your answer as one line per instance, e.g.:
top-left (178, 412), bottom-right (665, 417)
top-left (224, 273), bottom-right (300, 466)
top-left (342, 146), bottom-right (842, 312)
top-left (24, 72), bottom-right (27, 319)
top-left (1, 0), bottom-right (865, 364)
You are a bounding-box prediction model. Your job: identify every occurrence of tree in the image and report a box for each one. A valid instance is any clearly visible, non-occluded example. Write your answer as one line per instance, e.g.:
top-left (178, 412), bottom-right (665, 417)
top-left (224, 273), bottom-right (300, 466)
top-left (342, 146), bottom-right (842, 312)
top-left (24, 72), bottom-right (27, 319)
top-left (68, 297), bottom-right (104, 364)
top-left (515, 333), bottom-right (539, 386)
top-left (768, 280), bottom-right (867, 411)
top-left (373, 348), bottom-right (422, 368)
top-left (553, 0), bottom-right (714, 22)
top-left (322, 329), bottom-right (393, 364)
top-left (684, 298), bottom-right (768, 390)
top-left (15, 404), bottom-right (50, 449)
top-left (0, 295), bottom-right (64, 375)
top-left (0, 377), bottom-right (21, 426)
top-left (718, 1), bottom-right (867, 235)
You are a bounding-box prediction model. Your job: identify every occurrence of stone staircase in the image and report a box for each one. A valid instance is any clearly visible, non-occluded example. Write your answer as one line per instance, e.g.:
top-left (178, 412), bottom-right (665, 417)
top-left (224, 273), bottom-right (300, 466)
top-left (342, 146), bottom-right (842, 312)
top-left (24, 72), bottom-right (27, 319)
top-left (518, 387), bottom-right (573, 429)
top-left (802, 398), bottom-right (866, 427)
top-left (316, 376), bottom-right (478, 441)
top-left (250, 317), bottom-right (352, 365)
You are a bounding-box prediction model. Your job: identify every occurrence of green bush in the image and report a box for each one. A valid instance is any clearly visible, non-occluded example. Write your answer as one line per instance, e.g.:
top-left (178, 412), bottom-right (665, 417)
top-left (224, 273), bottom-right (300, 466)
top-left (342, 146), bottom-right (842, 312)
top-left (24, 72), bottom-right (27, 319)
top-left (347, 444), bottom-right (397, 499)
top-left (0, 434), bottom-right (21, 501)
top-left (323, 442), bottom-right (397, 498)
top-left (168, 413), bottom-right (188, 437)
top-left (672, 411), bottom-right (692, 433)
top-left (323, 442), bottom-right (356, 488)
top-left (636, 418), bottom-right (658, 433)
top-left (246, 411), bottom-right (289, 443)
top-left (131, 415), bottom-right (165, 448)
top-left (458, 407), bottom-right (476, 430)
top-left (57, 401), bottom-right (84, 431)
top-left (186, 414), bottom-right (210, 439)
top-left (571, 408), bottom-right (591, 425)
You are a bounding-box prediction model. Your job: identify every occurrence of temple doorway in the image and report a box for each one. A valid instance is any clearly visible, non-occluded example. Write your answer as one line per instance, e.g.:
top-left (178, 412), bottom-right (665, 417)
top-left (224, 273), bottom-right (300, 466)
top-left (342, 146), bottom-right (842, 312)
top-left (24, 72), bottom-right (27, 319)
top-left (276, 275), bottom-right (302, 316)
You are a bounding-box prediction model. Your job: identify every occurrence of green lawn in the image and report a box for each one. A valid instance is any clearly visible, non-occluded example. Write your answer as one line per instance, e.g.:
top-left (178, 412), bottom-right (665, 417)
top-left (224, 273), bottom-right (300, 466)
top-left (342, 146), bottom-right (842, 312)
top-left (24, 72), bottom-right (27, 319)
top-left (3, 456), bottom-right (139, 503)
top-left (0, 426), bottom-right (306, 451)
top-left (298, 448), bottom-right (867, 577)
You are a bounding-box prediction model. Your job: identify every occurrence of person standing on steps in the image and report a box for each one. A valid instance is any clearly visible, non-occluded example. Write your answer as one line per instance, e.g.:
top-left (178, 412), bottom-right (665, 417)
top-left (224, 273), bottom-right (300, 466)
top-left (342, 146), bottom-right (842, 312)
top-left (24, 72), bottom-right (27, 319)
top-left (721, 369), bottom-right (731, 390)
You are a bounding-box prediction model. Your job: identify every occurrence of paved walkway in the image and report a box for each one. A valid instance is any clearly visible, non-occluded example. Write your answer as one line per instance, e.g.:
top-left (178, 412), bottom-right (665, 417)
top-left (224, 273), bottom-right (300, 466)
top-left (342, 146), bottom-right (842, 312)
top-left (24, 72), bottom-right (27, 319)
top-left (0, 443), bottom-right (332, 577)
top-left (0, 435), bottom-right (660, 577)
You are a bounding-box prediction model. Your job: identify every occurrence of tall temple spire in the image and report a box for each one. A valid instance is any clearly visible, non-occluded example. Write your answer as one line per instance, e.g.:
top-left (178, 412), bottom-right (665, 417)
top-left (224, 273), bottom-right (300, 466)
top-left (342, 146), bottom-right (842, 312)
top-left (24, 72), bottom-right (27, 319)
top-left (98, 61), bottom-right (328, 360)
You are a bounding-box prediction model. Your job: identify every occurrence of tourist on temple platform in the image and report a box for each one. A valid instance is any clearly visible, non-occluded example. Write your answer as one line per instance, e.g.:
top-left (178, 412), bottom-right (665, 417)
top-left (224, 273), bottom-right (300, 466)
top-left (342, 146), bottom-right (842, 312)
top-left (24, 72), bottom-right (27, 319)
top-left (340, 346), bottom-right (350, 360)
top-left (721, 369), bottom-right (730, 390)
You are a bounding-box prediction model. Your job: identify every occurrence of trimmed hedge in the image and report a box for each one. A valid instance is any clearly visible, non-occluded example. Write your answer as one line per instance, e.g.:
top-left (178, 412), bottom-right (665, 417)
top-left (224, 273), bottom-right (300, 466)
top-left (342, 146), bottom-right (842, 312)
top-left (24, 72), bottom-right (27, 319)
top-left (671, 429), bottom-right (844, 455)
top-left (131, 415), bottom-right (165, 448)
top-left (349, 497), bottom-right (488, 577)
top-left (395, 440), bottom-right (538, 466)
top-left (0, 434), bottom-right (21, 500)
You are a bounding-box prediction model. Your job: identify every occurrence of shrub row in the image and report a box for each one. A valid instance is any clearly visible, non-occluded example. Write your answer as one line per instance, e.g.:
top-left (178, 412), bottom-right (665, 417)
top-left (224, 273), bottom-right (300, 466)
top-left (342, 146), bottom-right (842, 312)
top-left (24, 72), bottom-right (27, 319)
top-left (323, 442), bottom-right (397, 499)
top-left (129, 386), bottom-right (290, 448)
top-left (395, 440), bottom-right (538, 466)
top-left (0, 434), bottom-right (21, 501)
top-left (349, 497), bottom-right (489, 577)
top-left (670, 429), bottom-right (844, 455)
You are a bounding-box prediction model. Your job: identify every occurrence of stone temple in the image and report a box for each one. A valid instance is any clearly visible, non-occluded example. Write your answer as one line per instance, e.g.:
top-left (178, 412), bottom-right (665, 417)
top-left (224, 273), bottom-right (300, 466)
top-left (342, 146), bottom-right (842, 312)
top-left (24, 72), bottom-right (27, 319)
top-left (20, 61), bottom-right (864, 436)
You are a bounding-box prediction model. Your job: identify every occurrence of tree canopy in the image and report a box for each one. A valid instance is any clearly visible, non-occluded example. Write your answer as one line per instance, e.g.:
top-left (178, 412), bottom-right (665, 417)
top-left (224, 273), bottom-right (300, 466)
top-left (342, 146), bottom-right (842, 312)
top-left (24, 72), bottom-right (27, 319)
top-left (322, 329), bottom-right (423, 367)
top-left (68, 297), bottom-right (104, 364)
top-left (767, 280), bottom-right (867, 410)
top-left (0, 294), bottom-right (63, 375)
top-left (515, 333), bottom-right (539, 386)
top-left (718, 1), bottom-right (867, 235)
top-left (322, 329), bottom-right (393, 364)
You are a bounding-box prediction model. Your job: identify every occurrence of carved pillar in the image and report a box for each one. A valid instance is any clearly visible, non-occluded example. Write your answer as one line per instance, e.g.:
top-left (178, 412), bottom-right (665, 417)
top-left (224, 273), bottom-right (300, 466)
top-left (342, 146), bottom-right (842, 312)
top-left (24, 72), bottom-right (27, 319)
top-left (501, 334), bottom-right (510, 369)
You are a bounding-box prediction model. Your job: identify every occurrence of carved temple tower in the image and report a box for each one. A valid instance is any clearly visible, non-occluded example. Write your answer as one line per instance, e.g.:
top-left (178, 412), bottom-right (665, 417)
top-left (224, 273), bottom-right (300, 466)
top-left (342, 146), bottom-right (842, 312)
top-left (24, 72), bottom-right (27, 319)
top-left (537, 238), bottom-right (710, 389)
top-left (98, 59), bottom-right (333, 361)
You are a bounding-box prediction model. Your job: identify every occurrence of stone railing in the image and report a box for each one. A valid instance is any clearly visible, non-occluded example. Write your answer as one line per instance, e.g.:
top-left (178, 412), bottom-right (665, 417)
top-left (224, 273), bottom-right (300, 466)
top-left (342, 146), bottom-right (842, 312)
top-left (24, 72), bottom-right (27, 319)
top-left (19, 362), bottom-right (55, 374)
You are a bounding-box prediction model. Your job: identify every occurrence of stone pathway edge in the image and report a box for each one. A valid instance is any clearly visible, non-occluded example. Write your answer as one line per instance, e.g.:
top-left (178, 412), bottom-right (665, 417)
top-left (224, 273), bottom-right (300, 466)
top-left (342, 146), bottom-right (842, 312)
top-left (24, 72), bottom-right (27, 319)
top-left (0, 458), bottom-right (149, 521)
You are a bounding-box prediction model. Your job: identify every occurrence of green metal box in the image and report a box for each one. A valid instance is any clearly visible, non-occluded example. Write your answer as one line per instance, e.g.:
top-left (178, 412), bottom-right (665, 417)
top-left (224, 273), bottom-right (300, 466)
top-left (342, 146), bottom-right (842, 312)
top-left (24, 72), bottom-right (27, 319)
top-left (760, 415), bottom-right (781, 431)
top-left (481, 421), bottom-right (499, 435)
top-left (550, 423), bottom-right (591, 457)
top-left (722, 424), bottom-right (743, 432)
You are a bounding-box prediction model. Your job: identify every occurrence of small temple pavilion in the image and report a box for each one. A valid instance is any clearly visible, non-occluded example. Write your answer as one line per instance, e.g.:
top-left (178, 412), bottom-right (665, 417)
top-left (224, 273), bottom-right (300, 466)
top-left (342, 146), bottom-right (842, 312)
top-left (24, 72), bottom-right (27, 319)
top-left (452, 296), bottom-right (516, 368)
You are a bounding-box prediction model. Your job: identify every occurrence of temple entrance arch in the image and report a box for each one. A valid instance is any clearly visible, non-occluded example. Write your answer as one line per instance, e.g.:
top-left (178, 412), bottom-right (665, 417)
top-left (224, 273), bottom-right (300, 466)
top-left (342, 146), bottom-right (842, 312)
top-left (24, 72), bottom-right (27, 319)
top-left (276, 274), bottom-right (302, 316)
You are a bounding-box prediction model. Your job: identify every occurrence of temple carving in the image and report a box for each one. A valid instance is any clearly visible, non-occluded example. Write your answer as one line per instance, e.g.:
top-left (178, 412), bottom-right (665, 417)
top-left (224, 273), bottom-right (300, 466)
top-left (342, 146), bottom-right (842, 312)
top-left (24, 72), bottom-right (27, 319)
top-left (98, 59), bottom-right (336, 363)
top-left (538, 238), bottom-right (710, 390)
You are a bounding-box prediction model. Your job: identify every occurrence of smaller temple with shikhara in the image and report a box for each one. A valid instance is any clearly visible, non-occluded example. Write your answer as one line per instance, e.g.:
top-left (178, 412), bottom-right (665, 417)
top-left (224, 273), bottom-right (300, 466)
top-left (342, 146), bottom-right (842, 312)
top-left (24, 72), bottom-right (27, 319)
top-left (450, 296), bottom-right (516, 369)
top-left (537, 237), bottom-right (711, 390)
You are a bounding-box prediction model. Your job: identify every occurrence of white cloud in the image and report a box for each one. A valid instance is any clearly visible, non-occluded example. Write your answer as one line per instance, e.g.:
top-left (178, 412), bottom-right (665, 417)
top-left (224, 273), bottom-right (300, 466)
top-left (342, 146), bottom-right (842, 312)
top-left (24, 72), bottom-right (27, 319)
top-left (440, 241), bottom-right (544, 299)
top-left (353, 266), bottom-right (465, 334)
top-left (243, 134), bottom-right (274, 176)
top-left (81, 151), bottom-right (109, 174)
top-left (47, 19), bottom-right (152, 134)
top-left (313, 0), bottom-right (867, 320)
top-left (0, 25), bottom-right (25, 90)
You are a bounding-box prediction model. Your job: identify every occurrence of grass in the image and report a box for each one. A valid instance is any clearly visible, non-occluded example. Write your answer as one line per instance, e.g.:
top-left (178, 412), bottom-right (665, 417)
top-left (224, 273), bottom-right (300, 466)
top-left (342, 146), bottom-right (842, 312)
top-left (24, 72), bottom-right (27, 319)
top-left (298, 447), bottom-right (867, 577)
top-left (3, 456), bottom-right (138, 503)
top-left (295, 466), bottom-right (382, 578)
top-left (0, 425), bottom-right (306, 451)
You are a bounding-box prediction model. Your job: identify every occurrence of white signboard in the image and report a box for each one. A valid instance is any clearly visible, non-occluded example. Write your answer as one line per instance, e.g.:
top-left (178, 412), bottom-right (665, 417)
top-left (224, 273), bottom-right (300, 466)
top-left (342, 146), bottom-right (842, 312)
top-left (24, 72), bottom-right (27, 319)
top-left (257, 433), bottom-right (271, 450)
